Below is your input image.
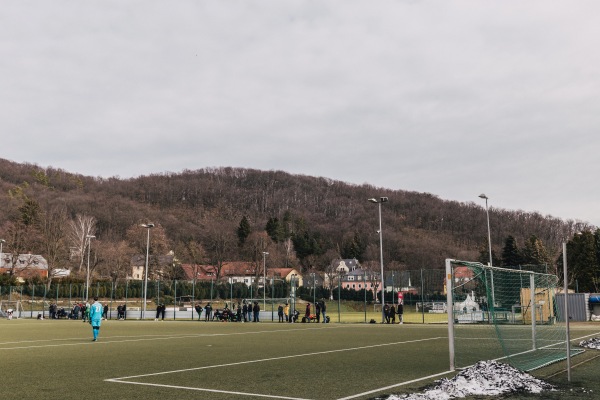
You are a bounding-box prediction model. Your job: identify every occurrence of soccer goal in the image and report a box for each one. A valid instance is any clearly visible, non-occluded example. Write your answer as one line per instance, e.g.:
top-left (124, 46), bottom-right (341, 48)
top-left (446, 259), bottom-right (582, 372)
top-left (0, 300), bottom-right (25, 319)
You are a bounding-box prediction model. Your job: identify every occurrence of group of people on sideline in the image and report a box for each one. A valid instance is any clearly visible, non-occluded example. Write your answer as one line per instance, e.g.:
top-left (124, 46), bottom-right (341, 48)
top-left (383, 302), bottom-right (404, 324)
top-left (276, 300), bottom-right (328, 323)
top-left (193, 300), bottom-right (262, 322)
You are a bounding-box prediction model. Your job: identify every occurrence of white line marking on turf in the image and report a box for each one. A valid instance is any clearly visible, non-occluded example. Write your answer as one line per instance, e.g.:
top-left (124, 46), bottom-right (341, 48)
top-left (335, 370), bottom-right (454, 400)
top-left (104, 380), bottom-right (314, 400)
top-left (341, 330), bottom-right (600, 399)
top-left (108, 336), bottom-right (444, 381)
top-left (0, 325), bottom-right (342, 350)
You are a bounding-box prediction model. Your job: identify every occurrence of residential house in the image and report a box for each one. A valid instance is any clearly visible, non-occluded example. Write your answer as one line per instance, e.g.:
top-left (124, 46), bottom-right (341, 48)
top-left (331, 258), bottom-right (380, 294)
top-left (302, 269), bottom-right (324, 288)
top-left (220, 261), bottom-right (260, 286)
top-left (268, 268), bottom-right (303, 286)
top-left (180, 263), bottom-right (304, 288)
top-left (0, 253), bottom-right (48, 281)
top-left (443, 266), bottom-right (475, 295)
top-left (130, 254), bottom-right (178, 280)
top-left (180, 264), bottom-right (218, 282)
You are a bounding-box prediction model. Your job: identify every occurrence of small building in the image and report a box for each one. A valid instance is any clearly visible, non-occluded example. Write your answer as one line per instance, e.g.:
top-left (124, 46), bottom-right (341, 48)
top-left (129, 254), bottom-right (177, 280)
top-left (180, 264), bottom-right (218, 282)
top-left (0, 253), bottom-right (48, 281)
top-left (268, 268), bottom-right (303, 286)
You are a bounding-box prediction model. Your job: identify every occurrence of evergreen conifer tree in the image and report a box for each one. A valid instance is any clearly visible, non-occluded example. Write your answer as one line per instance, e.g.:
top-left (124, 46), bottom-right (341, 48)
top-left (237, 216), bottom-right (251, 246)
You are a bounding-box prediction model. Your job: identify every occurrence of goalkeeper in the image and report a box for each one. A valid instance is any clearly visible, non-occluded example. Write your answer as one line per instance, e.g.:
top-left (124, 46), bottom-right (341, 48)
top-left (89, 297), bottom-right (103, 341)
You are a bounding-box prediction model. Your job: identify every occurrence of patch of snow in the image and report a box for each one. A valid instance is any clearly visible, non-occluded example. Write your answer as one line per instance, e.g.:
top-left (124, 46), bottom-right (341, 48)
top-left (380, 361), bottom-right (555, 400)
top-left (579, 337), bottom-right (600, 350)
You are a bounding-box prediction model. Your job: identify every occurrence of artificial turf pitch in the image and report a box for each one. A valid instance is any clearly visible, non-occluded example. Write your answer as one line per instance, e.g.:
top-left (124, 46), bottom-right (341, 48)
top-left (1, 319), bottom-right (599, 400)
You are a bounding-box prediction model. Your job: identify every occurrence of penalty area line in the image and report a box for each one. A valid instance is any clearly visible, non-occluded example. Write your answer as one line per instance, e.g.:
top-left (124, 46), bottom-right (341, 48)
top-left (107, 336), bottom-right (444, 381)
top-left (104, 379), bottom-right (313, 400)
top-left (335, 369), bottom-right (454, 400)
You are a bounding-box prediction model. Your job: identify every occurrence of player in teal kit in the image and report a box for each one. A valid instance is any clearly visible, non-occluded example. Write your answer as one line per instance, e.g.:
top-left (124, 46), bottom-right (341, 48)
top-left (89, 297), bottom-right (103, 341)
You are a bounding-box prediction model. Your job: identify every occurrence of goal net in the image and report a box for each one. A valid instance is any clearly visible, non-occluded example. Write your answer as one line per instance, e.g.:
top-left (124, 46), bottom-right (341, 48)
top-left (0, 300), bottom-right (25, 319)
top-left (446, 259), bottom-right (582, 371)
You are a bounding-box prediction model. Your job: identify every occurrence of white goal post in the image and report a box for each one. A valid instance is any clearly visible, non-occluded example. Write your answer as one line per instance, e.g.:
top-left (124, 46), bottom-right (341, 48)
top-left (446, 259), bottom-right (578, 372)
top-left (0, 300), bottom-right (25, 319)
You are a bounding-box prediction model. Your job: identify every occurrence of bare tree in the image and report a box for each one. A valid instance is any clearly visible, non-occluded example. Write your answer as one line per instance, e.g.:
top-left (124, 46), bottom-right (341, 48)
top-left (97, 240), bottom-right (134, 288)
top-left (0, 195), bottom-right (42, 278)
top-left (67, 214), bottom-right (97, 271)
top-left (361, 260), bottom-right (381, 303)
top-left (125, 222), bottom-right (170, 256)
top-left (174, 239), bottom-right (208, 285)
top-left (38, 205), bottom-right (70, 288)
top-left (203, 222), bottom-right (235, 279)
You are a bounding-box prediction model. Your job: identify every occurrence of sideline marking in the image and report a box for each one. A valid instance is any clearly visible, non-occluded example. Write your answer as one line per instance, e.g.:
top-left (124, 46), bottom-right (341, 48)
top-left (0, 325), bottom-right (341, 350)
top-left (104, 380), bottom-right (313, 400)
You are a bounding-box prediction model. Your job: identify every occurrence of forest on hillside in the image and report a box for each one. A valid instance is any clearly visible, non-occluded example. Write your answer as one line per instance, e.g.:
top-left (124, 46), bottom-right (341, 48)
top-left (0, 158), bottom-right (597, 291)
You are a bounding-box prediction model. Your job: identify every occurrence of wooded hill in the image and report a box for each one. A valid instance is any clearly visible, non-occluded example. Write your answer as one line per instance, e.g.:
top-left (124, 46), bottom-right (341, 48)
top-left (0, 158), bottom-right (592, 282)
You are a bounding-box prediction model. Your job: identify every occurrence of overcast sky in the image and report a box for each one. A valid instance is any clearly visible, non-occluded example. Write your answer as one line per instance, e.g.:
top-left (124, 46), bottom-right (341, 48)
top-left (2, 1), bottom-right (599, 226)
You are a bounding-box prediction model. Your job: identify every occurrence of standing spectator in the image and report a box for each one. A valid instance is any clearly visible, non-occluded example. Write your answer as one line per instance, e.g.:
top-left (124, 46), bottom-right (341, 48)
top-left (117, 304), bottom-right (123, 320)
top-left (236, 303), bottom-right (242, 322)
top-left (80, 303), bottom-right (87, 321)
top-left (89, 297), bottom-right (103, 342)
top-left (252, 301), bottom-right (260, 322)
top-left (246, 300), bottom-right (252, 322)
top-left (284, 303), bottom-right (290, 322)
top-left (84, 302), bottom-right (91, 322)
top-left (194, 303), bottom-right (203, 320)
top-left (204, 303), bottom-right (212, 321)
top-left (397, 301), bottom-right (404, 324)
top-left (73, 304), bottom-right (80, 320)
top-left (305, 303), bottom-right (311, 322)
top-left (277, 304), bottom-right (284, 323)
top-left (103, 304), bottom-right (108, 320)
top-left (389, 304), bottom-right (396, 324)
top-left (160, 303), bottom-right (166, 320)
top-left (384, 303), bottom-right (390, 323)
top-left (321, 301), bottom-right (327, 323)
top-left (242, 302), bottom-right (248, 322)
top-left (155, 304), bottom-right (162, 321)
top-left (315, 302), bottom-right (321, 323)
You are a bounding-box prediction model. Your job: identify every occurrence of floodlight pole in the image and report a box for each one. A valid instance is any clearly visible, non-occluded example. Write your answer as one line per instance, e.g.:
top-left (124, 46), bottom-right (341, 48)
top-left (291, 274), bottom-right (297, 319)
top-left (479, 194), bottom-right (493, 266)
top-left (369, 196), bottom-right (388, 323)
top-left (0, 239), bottom-right (5, 269)
top-left (311, 273), bottom-right (316, 307)
top-left (479, 194), bottom-right (495, 312)
top-left (85, 235), bottom-right (95, 302)
top-left (563, 242), bottom-right (571, 382)
top-left (141, 223), bottom-right (154, 320)
top-left (262, 251), bottom-right (269, 310)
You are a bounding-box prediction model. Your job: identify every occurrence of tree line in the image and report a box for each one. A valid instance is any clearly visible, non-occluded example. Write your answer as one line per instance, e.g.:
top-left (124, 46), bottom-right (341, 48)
top-left (0, 158), bottom-right (596, 292)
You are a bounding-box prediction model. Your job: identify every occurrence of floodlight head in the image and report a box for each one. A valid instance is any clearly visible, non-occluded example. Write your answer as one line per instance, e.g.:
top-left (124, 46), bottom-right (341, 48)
top-left (86, 235), bottom-right (96, 239)
top-left (0, 239), bottom-right (5, 243)
top-left (263, 251), bottom-right (269, 255)
top-left (368, 198), bottom-right (378, 203)
top-left (478, 193), bottom-right (488, 200)
top-left (380, 197), bottom-right (388, 203)
top-left (141, 223), bottom-right (155, 228)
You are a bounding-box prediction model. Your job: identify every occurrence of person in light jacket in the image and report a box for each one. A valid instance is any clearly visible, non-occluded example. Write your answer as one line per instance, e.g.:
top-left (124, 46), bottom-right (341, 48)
top-left (89, 297), bottom-right (103, 341)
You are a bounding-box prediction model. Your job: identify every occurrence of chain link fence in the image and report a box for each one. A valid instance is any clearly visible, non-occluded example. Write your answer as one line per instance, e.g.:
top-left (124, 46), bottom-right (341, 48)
top-left (0, 269), bottom-right (447, 323)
